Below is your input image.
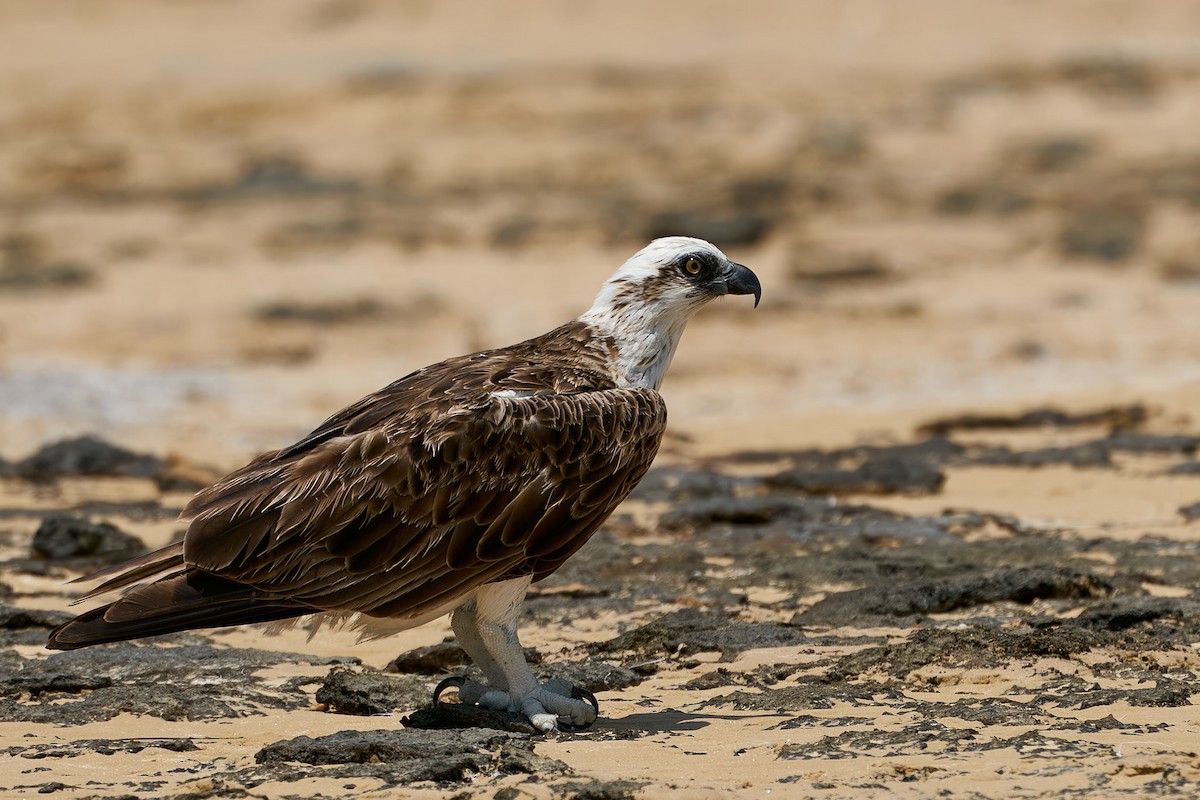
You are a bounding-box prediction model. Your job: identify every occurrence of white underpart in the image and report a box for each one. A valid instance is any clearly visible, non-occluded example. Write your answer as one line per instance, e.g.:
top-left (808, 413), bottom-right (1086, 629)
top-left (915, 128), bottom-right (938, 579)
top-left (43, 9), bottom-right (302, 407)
top-left (269, 594), bottom-right (464, 641)
top-left (579, 236), bottom-right (732, 390)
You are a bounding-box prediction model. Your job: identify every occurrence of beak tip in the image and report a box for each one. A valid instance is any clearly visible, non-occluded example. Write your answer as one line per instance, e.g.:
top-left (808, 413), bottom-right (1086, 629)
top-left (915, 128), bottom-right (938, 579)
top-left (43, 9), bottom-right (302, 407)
top-left (724, 261), bottom-right (762, 308)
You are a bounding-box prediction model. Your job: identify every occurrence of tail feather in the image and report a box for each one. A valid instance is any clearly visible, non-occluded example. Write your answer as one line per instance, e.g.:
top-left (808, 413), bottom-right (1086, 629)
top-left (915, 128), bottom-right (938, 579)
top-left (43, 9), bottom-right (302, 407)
top-left (70, 542), bottom-right (186, 602)
top-left (47, 570), bottom-right (307, 650)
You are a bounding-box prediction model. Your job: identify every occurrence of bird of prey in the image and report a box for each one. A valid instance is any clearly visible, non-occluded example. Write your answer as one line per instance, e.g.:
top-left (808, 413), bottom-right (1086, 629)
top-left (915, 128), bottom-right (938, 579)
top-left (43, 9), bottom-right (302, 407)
top-left (47, 236), bottom-right (761, 732)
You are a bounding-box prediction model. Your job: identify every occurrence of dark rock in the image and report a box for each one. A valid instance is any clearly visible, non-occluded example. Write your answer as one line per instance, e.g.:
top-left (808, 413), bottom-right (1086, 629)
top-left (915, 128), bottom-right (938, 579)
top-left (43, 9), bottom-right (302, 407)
top-left (31, 514), bottom-right (146, 563)
top-left (767, 456), bottom-right (945, 496)
top-left (1059, 202), bottom-right (1146, 262)
top-left (1056, 55), bottom-right (1159, 99)
top-left (710, 677), bottom-right (902, 712)
top-left (787, 249), bottom-right (892, 286)
top-left (492, 218), bottom-right (538, 248)
top-left (0, 234), bottom-right (95, 292)
top-left (342, 63), bottom-right (422, 91)
top-left (658, 496), bottom-right (819, 530)
top-left (179, 155), bottom-right (361, 203)
top-left (402, 702), bottom-right (538, 734)
top-left (0, 605), bottom-right (73, 631)
top-left (1168, 460), bottom-right (1200, 475)
top-left (966, 729), bottom-right (1113, 758)
top-left (1150, 156), bottom-right (1200, 208)
top-left (918, 698), bottom-right (1046, 726)
top-left (627, 466), bottom-right (744, 503)
top-left (1003, 136), bottom-right (1095, 173)
top-left (590, 608), bottom-right (807, 661)
top-left (970, 441), bottom-right (1112, 468)
top-left (1073, 713), bottom-right (1142, 731)
top-left (1037, 678), bottom-right (1196, 710)
top-left (850, 437), bottom-right (967, 464)
top-left (1074, 597), bottom-right (1200, 631)
top-left (535, 659), bottom-right (642, 694)
top-left (557, 779), bottom-right (647, 800)
top-left (716, 437), bottom-right (964, 472)
top-left (1179, 501), bottom-right (1200, 522)
top-left (258, 727), bottom-right (487, 766)
top-left (315, 667), bottom-right (430, 715)
top-left (1104, 432), bottom-right (1200, 455)
top-left (778, 719), bottom-right (977, 759)
top-left (263, 213), bottom-right (366, 253)
top-left (685, 667), bottom-right (748, 691)
top-left (500, 741), bottom-right (570, 775)
top-left (254, 298), bottom-right (386, 326)
top-left (935, 183), bottom-right (1031, 216)
top-left (0, 262), bottom-right (94, 292)
top-left (16, 436), bottom-right (165, 482)
top-left (254, 727), bottom-right (569, 784)
top-left (771, 714), bottom-right (869, 730)
top-left (152, 456), bottom-right (221, 492)
top-left (172, 776), bottom-right (260, 799)
top-left (730, 176), bottom-right (792, 208)
top-left (1, 670), bottom-right (114, 698)
top-left (793, 568), bottom-right (1113, 627)
top-left (829, 625), bottom-right (1111, 679)
top-left (7, 738), bottom-right (199, 759)
top-left (800, 119), bottom-right (870, 164)
top-left (686, 662), bottom-right (796, 695)
top-left (385, 641), bottom-right (471, 674)
top-left (0, 642), bottom-right (357, 724)
top-left (918, 404), bottom-right (1146, 436)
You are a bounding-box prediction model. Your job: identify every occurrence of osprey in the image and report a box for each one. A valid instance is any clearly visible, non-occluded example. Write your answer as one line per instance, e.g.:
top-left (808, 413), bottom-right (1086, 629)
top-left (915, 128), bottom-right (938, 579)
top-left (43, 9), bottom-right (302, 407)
top-left (47, 236), bottom-right (761, 732)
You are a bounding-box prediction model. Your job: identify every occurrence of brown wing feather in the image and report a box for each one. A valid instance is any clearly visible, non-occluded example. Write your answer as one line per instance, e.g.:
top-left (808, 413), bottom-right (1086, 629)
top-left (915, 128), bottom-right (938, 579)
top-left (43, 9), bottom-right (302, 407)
top-left (185, 388), bottom-right (665, 617)
top-left (70, 542), bottom-right (185, 601)
top-left (49, 321), bottom-right (664, 649)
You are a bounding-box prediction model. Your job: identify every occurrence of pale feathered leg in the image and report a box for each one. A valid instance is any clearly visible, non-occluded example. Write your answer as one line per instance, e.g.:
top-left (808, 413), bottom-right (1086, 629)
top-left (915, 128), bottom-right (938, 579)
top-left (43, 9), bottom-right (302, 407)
top-left (449, 603), bottom-right (509, 692)
top-left (445, 576), bottom-right (597, 733)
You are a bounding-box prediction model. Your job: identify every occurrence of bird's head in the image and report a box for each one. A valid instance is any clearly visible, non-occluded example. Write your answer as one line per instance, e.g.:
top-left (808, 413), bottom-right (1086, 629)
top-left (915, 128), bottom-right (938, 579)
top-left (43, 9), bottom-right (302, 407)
top-left (580, 236), bottom-right (761, 388)
top-left (584, 236), bottom-right (761, 321)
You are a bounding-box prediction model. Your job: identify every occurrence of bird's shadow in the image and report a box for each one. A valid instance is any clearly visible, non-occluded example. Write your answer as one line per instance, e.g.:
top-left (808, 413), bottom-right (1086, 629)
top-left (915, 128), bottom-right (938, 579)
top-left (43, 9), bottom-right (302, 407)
top-left (592, 708), bottom-right (783, 735)
top-left (403, 703), bottom-right (781, 737)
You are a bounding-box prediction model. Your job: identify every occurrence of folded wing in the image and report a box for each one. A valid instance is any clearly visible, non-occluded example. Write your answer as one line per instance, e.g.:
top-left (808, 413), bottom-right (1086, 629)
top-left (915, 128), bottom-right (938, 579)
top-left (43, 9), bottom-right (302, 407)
top-left (47, 387), bottom-right (666, 649)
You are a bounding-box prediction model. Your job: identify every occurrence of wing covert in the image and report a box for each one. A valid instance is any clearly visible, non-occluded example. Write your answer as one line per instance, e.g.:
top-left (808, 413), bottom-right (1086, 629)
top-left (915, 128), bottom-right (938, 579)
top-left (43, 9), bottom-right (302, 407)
top-left (180, 388), bottom-right (666, 619)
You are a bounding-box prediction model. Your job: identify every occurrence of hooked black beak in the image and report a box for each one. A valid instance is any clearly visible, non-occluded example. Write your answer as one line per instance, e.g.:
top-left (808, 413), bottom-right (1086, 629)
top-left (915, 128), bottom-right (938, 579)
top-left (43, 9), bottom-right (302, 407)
top-left (721, 261), bottom-right (762, 308)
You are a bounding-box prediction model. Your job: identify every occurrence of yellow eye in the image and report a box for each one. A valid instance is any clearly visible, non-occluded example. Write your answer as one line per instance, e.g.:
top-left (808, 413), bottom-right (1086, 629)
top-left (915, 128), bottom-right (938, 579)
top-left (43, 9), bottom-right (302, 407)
top-left (684, 257), bottom-right (703, 275)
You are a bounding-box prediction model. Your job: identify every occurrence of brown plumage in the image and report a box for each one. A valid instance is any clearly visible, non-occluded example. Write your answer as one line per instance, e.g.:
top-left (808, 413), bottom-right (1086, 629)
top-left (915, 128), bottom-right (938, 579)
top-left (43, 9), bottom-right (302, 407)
top-left (47, 236), bottom-right (761, 732)
top-left (48, 321), bottom-right (663, 645)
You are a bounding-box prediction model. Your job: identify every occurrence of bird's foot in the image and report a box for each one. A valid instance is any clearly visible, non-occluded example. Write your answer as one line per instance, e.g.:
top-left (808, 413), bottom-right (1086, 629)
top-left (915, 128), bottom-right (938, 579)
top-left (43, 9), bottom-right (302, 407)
top-left (433, 675), bottom-right (598, 733)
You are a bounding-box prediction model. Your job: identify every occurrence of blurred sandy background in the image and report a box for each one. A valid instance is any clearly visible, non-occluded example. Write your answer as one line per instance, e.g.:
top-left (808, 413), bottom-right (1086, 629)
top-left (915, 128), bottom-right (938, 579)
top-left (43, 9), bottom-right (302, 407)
top-left (4, 1), bottom-right (1200, 465)
top-left (4, 2), bottom-right (1200, 799)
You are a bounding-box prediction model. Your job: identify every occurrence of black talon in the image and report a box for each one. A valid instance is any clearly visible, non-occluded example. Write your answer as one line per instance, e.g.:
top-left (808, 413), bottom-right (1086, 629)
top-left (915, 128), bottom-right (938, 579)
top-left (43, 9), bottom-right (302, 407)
top-left (432, 675), bottom-right (466, 707)
top-left (559, 685), bottom-right (599, 731)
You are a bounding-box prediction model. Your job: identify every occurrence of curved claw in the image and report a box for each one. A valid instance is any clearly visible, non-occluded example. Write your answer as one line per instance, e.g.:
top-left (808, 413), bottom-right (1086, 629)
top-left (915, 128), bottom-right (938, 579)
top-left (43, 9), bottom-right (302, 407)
top-left (560, 685), bottom-right (599, 731)
top-left (432, 675), bottom-right (466, 707)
